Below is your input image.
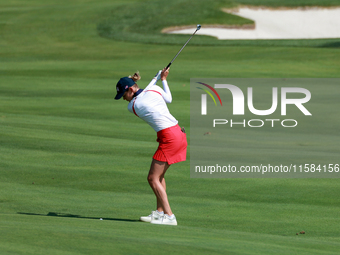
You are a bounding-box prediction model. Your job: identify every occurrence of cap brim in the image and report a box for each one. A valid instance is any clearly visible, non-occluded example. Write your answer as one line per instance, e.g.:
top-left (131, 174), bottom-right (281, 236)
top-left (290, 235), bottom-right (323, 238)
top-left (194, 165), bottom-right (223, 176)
top-left (115, 92), bottom-right (125, 100)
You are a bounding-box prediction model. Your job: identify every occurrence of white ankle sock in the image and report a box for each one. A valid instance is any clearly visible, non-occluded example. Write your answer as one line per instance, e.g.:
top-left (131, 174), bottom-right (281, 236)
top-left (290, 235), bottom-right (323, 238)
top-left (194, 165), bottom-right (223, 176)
top-left (166, 214), bottom-right (175, 219)
top-left (156, 210), bottom-right (164, 215)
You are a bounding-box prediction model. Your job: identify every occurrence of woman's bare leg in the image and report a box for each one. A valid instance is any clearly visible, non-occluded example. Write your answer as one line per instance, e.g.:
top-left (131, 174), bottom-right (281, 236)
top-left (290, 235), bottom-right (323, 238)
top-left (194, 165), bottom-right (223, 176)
top-left (148, 159), bottom-right (172, 215)
top-left (156, 177), bottom-right (167, 212)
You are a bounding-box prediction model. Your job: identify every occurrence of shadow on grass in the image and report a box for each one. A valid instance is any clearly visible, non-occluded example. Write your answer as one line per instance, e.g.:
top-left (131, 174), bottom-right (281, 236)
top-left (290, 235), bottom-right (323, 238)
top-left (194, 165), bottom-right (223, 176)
top-left (319, 41), bottom-right (340, 48)
top-left (17, 212), bottom-right (139, 222)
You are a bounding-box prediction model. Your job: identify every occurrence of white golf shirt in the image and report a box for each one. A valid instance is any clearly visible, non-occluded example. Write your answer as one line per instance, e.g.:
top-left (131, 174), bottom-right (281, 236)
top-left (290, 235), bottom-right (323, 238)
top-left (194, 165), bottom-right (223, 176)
top-left (127, 79), bottom-right (178, 132)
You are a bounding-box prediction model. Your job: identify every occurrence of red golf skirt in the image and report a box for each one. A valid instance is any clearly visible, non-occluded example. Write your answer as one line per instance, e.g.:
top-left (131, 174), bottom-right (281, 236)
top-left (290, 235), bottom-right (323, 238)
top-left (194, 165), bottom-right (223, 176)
top-left (153, 124), bottom-right (187, 165)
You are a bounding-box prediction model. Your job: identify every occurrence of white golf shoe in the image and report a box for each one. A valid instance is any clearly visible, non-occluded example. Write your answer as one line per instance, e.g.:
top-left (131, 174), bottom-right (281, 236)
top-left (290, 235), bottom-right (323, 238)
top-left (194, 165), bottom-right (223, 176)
top-left (139, 210), bottom-right (163, 223)
top-left (150, 214), bottom-right (177, 225)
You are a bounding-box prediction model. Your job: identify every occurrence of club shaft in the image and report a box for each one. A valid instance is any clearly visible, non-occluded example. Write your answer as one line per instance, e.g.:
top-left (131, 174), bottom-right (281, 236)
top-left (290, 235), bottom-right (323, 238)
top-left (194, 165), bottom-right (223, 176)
top-left (166, 28), bottom-right (199, 69)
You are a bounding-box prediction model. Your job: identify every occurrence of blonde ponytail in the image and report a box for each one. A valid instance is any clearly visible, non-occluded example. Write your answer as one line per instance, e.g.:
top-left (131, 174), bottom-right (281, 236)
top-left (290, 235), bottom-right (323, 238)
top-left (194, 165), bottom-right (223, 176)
top-left (129, 71), bottom-right (141, 82)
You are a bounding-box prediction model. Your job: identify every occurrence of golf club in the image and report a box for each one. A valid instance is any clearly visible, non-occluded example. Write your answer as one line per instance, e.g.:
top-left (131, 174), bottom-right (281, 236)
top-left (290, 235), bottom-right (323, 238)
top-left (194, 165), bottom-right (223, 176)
top-left (166, 24), bottom-right (201, 69)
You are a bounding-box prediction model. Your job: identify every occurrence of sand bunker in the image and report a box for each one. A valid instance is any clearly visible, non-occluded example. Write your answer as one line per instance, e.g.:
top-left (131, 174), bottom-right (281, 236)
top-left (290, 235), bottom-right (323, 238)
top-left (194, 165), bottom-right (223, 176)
top-left (167, 7), bottom-right (340, 40)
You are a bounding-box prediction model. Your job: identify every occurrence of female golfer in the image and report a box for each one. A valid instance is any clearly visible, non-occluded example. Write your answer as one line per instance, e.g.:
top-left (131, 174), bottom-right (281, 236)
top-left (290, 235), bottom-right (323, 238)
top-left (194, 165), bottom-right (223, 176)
top-left (115, 67), bottom-right (187, 225)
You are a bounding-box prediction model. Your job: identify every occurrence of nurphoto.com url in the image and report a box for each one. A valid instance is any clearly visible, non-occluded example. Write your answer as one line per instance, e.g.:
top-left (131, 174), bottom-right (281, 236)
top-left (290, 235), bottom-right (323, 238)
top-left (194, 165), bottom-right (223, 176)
top-left (195, 164), bottom-right (340, 175)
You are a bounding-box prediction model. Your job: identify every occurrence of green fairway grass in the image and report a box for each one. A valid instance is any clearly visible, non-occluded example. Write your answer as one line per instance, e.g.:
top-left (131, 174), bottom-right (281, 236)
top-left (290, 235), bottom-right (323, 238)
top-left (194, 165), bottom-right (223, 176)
top-left (1, 0), bottom-right (340, 254)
